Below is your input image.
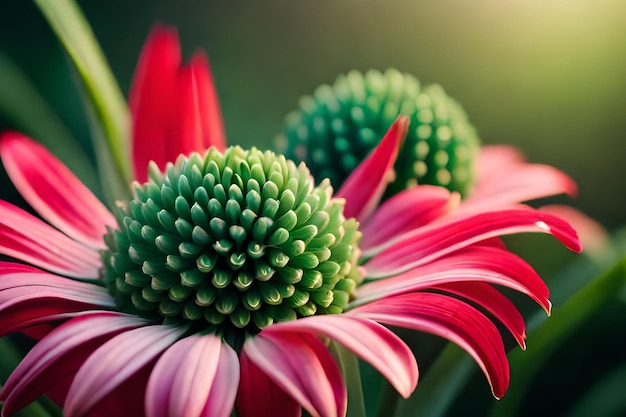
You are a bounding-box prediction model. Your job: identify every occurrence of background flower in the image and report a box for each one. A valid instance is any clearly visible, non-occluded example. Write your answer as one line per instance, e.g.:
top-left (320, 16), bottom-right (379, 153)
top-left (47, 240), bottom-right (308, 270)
top-left (0, 2), bottom-right (625, 417)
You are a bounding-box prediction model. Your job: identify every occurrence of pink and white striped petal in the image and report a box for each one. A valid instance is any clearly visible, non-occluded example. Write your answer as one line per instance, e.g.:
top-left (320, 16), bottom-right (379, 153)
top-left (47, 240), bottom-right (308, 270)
top-left (0, 271), bottom-right (115, 336)
top-left (0, 132), bottom-right (115, 249)
top-left (261, 315), bottom-right (418, 398)
top-left (364, 207), bottom-right (581, 278)
top-left (356, 246), bottom-right (550, 313)
top-left (199, 341), bottom-right (241, 417)
top-left (360, 185), bottom-right (460, 253)
top-left (0, 200), bottom-right (102, 278)
top-left (337, 116), bottom-right (409, 223)
top-left (0, 312), bottom-right (147, 415)
top-left (242, 332), bottom-right (346, 417)
top-left (237, 353), bottom-right (302, 417)
top-left (129, 25), bottom-right (180, 182)
top-left (64, 324), bottom-right (188, 417)
top-left (145, 334), bottom-right (239, 417)
top-left (349, 292), bottom-right (510, 399)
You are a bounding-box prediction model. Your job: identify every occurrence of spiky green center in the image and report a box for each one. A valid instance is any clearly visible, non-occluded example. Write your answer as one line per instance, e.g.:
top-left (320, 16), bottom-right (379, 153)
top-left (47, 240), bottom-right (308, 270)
top-left (279, 68), bottom-right (481, 198)
top-left (101, 146), bottom-right (361, 340)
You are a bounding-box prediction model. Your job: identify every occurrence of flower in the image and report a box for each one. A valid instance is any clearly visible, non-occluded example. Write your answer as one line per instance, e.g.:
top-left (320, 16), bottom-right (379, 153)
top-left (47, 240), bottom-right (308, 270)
top-left (0, 28), bottom-right (581, 417)
top-left (277, 69), bottom-right (603, 246)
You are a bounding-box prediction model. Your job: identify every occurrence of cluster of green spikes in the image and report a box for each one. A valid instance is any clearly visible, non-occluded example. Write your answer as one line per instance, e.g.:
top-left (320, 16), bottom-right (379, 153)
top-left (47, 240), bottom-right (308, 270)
top-left (279, 68), bottom-right (481, 198)
top-left (102, 146), bottom-right (362, 340)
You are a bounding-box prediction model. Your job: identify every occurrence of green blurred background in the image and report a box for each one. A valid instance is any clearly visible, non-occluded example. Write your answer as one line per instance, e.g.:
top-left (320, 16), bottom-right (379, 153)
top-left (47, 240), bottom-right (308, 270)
top-left (0, 1), bottom-right (625, 416)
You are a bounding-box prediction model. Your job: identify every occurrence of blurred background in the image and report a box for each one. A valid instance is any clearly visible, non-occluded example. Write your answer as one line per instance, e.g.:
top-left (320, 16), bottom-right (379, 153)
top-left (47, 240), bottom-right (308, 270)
top-left (0, 1), bottom-right (625, 416)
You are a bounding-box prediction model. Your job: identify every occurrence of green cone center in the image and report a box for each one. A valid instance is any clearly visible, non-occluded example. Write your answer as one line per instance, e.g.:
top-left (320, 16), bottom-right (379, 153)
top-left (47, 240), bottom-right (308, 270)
top-left (101, 146), bottom-right (362, 339)
top-left (279, 69), bottom-right (481, 199)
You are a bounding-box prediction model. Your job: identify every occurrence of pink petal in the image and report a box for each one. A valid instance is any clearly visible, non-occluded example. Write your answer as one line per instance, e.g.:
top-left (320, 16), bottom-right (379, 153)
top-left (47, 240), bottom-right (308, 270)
top-left (145, 335), bottom-right (238, 417)
top-left (356, 246), bottom-right (550, 313)
top-left (175, 52), bottom-right (226, 156)
top-left (237, 353), bottom-right (302, 417)
top-left (242, 332), bottom-right (346, 417)
top-left (337, 116), bottom-right (409, 223)
top-left (200, 341), bottom-right (240, 417)
top-left (364, 206), bottom-right (581, 278)
top-left (539, 205), bottom-right (608, 255)
top-left (129, 25), bottom-right (180, 182)
top-left (475, 145), bottom-right (525, 179)
top-left (464, 163), bottom-right (577, 212)
top-left (0, 312), bottom-right (147, 415)
top-left (0, 132), bottom-right (115, 249)
top-left (0, 271), bottom-right (115, 336)
top-left (360, 185), bottom-right (460, 254)
top-left (261, 315), bottom-right (418, 398)
top-left (349, 292), bottom-right (510, 399)
top-left (64, 324), bottom-right (188, 417)
top-left (430, 282), bottom-right (527, 348)
top-left (0, 201), bottom-right (101, 277)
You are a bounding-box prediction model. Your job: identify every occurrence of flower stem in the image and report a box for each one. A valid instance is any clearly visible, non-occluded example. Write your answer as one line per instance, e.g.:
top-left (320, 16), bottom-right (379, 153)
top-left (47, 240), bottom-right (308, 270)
top-left (330, 341), bottom-right (367, 417)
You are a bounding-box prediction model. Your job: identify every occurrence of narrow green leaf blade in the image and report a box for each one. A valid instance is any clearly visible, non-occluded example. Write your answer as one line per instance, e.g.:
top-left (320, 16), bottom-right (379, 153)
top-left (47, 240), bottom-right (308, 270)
top-left (33, 0), bottom-right (132, 198)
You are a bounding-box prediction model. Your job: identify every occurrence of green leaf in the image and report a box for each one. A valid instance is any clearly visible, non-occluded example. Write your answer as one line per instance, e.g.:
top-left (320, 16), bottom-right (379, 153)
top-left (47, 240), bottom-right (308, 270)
top-left (0, 51), bottom-right (100, 194)
top-left (329, 341), bottom-right (367, 417)
top-left (33, 0), bottom-right (132, 201)
top-left (565, 362), bottom-right (626, 417)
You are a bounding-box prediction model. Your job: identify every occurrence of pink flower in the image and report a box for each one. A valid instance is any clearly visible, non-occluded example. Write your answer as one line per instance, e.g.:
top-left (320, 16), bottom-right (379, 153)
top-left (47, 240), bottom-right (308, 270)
top-left (0, 27), bottom-right (581, 417)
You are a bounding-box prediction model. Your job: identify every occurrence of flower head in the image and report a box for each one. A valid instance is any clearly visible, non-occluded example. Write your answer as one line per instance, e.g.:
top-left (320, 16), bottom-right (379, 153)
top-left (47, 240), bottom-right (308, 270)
top-left (0, 27), bottom-right (582, 417)
top-left (278, 69), bottom-right (481, 198)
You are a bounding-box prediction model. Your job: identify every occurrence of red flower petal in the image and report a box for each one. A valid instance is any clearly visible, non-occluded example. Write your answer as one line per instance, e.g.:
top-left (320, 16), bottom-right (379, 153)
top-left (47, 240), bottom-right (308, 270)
top-left (262, 315), bottom-right (418, 398)
top-left (0, 132), bottom-right (115, 249)
top-left (349, 292), bottom-right (510, 399)
top-left (357, 246), bottom-right (550, 313)
top-left (337, 116), bottom-right (408, 223)
top-left (365, 206), bottom-right (581, 278)
top-left (360, 185), bottom-right (460, 254)
top-left (130, 25), bottom-right (226, 182)
top-left (175, 52), bottom-right (226, 157)
top-left (129, 25), bottom-right (180, 182)
top-left (0, 201), bottom-right (101, 278)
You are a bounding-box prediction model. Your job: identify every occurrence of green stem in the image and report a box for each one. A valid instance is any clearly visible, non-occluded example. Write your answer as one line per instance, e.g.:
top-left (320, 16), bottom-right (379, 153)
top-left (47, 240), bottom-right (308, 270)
top-left (330, 342), bottom-right (367, 417)
top-left (488, 256), bottom-right (626, 417)
top-left (33, 0), bottom-right (132, 201)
